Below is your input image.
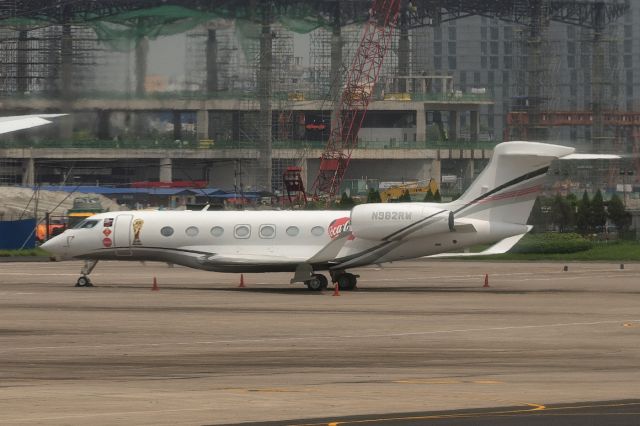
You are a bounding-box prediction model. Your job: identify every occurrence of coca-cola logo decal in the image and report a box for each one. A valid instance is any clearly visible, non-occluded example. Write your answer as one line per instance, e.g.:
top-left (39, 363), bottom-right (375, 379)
top-left (328, 217), bottom-right (352, 240)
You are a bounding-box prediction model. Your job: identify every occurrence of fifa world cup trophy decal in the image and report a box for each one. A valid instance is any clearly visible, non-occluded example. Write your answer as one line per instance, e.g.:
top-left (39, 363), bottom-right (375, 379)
top-left (132, 218), bottom-right (144, 245)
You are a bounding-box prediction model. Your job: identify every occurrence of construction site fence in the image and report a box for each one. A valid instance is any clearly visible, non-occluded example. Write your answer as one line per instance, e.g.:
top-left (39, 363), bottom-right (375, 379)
top-left (0, 139), bottom-right (500, 151)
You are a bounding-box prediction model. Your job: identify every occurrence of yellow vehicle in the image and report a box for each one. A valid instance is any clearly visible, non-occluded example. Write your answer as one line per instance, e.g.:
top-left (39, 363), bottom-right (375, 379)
top-left (379, 179), bottom-right (439, 202)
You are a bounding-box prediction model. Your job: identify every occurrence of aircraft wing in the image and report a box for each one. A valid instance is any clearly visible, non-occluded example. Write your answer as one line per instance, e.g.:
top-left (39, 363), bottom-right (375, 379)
top-left (306, 233), bottom-right (351, 264)
top-left (199, 253), bottom-right (307, 265)
top-left (427, 226), bottom-right (531, 258)
top-left (194, 235), bottom-right (351, 267)
top-left (0, 114), bottom-right (66, 135)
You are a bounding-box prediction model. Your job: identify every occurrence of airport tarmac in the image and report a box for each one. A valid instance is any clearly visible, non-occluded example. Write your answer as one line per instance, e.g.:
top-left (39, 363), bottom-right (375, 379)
top-left (0, 260), bottom-right (639, 425)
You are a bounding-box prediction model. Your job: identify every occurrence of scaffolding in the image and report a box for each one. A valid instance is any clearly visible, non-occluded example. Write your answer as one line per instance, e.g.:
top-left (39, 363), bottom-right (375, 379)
top-left (0, 25), bottom-right (105, 96)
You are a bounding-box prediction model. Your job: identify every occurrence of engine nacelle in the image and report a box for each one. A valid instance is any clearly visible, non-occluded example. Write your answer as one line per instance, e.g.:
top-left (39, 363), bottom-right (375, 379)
top-left (351, 203), bottom-right (454, 241)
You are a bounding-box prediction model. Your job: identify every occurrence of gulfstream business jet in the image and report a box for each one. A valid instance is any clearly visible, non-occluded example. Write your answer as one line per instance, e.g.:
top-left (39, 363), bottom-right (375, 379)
top-left (41, 141), bottom-right (616, 290)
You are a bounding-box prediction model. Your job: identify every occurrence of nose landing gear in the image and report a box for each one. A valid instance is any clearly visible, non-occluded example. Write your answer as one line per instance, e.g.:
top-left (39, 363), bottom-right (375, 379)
top-left (76, 259), bottom-right (98, 287)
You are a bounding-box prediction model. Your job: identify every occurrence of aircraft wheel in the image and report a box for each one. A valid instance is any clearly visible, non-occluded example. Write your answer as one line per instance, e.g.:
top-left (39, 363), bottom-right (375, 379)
top-left (336, 274), bottom-right (356, 291)
top-left (306, 276), bottom-right (324, 291)
top-left (314, 274), bottom-right (328, 289)
top-left (76, 276), bottom-right (92, 287)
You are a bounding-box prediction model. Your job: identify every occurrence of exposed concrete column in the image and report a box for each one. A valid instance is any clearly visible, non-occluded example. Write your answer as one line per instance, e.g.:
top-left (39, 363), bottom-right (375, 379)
top-left (591, 2), bottom-right (606, 150)
top-left (97, 110), bottom-right (111, 140)
top-left (206, 29), bottom-right (218, 93)
top-left (196, 110), bottom-right (209, 141)
top-left (416, 104), bottom-right (426, 143)
top-left (60, 23), bottom-right (73, 100)
top-left (232, 111), bottom-right (240, 142)
top-left (466, 158), bottom-right (475, 181)
top-left (330, 8), bottom-right (342, 133)
top-left (299, 158), bottom-right (309, 192)
top-left (57, 21), bottom-right (74, 141)
top-left (449, 110), bottom-right (459, 141)
top-left (470, 110), bottom-right (480, 141)
top-left (398, 9), bottom-right (409, 92)
top-left (135, 36), bottom-right (149, 97)
top-left (430, 159), bottom-right (441, 186)
top-left (16, 29), bottom-right (28, 94)
top-left (159, 158), bottom-right (172, 183)
top-left (173, 111), bottom-right (182, 140)
top-left (22, 156), bottom-right (35, 186)
top-left (257, 2), bottom-right (273, 192)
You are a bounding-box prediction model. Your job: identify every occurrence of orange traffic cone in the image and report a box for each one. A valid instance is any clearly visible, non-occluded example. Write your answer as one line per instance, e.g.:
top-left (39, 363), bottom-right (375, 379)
top-left (483, 273), bottom-right (489, 288)
top-left (152, 276), bottom-right (159, 291)
top-left (333, 282), bottom-right (340, 296)
top-left (238, 274), bottom-right (246, 288)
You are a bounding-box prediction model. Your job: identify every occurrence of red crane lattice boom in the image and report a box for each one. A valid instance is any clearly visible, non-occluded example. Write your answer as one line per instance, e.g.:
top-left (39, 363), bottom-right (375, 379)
top-left (311, 0), bottom-right (400, 199)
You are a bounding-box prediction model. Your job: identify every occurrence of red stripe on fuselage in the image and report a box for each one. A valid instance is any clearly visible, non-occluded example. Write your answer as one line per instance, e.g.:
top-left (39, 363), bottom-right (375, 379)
top-left (473, 185), bottom-right (542, 204)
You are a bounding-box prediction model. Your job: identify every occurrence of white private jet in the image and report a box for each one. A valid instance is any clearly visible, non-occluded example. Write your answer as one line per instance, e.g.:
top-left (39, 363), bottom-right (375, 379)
top-left (41, 141), bottom-right (616, 290)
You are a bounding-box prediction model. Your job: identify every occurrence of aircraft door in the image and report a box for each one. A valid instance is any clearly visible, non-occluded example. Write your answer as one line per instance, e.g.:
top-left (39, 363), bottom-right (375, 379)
top-left (113, 214), bottom-right (133, 256)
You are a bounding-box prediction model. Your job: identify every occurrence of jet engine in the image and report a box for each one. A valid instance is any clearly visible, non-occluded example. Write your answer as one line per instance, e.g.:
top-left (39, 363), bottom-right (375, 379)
top-left (350, 203), bottom-right (454, 241)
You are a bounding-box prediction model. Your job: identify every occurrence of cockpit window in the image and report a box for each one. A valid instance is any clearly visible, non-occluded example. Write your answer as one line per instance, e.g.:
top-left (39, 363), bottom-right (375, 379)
top-left (74, 219), bottom-right (99, 229)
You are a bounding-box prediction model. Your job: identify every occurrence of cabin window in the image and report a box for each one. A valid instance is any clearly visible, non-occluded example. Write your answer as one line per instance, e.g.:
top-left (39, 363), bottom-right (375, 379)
top-left (74, 219), bottom-right (98, 229)
top-left (286, 226), bottom-right (299, 237)
top-left (160, 226), bottom-right (174, 237)
top-left (234, 224), bottom-right (251, 239)
top-left (210, 226), bottom-right (224, 237)
top-left (311, 226), bottom-right (325, 236)
top-left (259, 225), bottom-right (275, 239)
top-left (185, 226), bottom-right (199, 237)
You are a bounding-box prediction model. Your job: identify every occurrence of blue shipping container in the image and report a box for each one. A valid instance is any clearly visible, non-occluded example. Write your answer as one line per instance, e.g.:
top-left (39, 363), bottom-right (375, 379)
top-left (0, 219), bottom-right (36, 250)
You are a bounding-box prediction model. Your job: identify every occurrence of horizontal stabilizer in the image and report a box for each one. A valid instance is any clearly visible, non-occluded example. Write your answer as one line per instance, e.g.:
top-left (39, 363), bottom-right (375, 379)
top-left (560, 153), bottom-right (620, 160)
top-left (428, 226), bottom-right (531, 258)
top-left (0, 114), bottom-right (67, 135)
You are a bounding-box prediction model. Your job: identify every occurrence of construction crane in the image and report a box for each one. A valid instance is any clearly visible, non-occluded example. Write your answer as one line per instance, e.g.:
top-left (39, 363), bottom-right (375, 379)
top-left (311, 0), bottom-right (401, 200)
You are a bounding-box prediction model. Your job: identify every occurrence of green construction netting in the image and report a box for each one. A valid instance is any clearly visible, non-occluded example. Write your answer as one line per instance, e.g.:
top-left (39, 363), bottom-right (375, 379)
top-left (1, 4), bottom-right (334, 52)
top-left (90, 5), bottom-right (222, 51)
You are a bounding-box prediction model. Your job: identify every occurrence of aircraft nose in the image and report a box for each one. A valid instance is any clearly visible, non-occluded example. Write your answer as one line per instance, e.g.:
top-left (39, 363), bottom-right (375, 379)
top-left (41, 235), bottom-right (64, 256)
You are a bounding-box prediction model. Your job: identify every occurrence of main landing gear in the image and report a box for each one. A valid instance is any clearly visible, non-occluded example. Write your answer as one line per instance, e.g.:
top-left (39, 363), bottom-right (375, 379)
top-left (304, 271), bottom-right (358, 291)
top-left (331, 271), bottom-right (358, 291)
top-left (76, 259), bottom-right (98, 287)
top-left (305, 274), bottom-right (328, 291)
top-left (292, 264), bottom-right (358, 292)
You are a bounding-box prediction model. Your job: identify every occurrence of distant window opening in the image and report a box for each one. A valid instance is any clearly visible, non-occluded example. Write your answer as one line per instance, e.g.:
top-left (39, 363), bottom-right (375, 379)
top-left (234, 224), bottom-right (251, 239)
top-left (210, 226), bottom-right (224, 237)
top-left (186, 226), bottom-right (199, 237)
top-left (259, 225), bottom-right (276, 239)
top-left (286, 226), bottom-right (299, 237)
top-left (160, 226), bottom-right (174, 237)
top-left (311, 226), bottom-right (324, 236)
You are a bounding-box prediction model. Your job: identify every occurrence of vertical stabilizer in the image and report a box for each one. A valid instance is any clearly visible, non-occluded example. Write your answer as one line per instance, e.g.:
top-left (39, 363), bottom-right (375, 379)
top-left (448, 141), bottom-right (574, 224)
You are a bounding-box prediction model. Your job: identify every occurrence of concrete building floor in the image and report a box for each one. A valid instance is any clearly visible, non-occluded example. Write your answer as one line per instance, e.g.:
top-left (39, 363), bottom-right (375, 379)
top-left (0, 260), bottom-right (639, 425)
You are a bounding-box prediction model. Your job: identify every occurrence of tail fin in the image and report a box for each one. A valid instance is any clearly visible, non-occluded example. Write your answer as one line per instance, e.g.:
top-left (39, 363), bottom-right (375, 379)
top-left (448, 141), bottom-right (574, 224)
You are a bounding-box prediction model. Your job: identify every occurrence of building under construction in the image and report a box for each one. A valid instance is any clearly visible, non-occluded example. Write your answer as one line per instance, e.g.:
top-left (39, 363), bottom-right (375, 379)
top-left (0, 0), bottom-right (636, 205)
